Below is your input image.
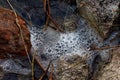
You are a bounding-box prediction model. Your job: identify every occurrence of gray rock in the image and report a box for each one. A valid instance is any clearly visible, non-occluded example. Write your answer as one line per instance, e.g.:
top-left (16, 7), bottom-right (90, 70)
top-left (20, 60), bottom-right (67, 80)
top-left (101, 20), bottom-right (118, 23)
top-left (76, 0), bottom-right (119, 36)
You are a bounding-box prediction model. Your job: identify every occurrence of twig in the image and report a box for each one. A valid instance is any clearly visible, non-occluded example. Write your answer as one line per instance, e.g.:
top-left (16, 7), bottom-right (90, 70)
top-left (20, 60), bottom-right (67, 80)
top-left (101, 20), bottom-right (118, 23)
top-left (31, 48), bottom-right (50, 80)
top-left (90, 45), bottom-right (120, 51)
top-left (7, 0), bottom-right (32, 64)
top-left (44, 0), bottom-right (47, 12)
top-left (49, 63), bottom-right (54, 80)
top-left (43, 15), bottom-right (49, 31)
top-left (39, 60), bottom-right (52, 80)
top-left (34, 55), bottom-right (45, 72)
top-left (99, 23), bottom-right (120, 27)
top-left (43, 0), bottom-right (50, 31)
top-left (43, 0), bottom-right (64, 32)
top-left (46, 12), bottom-right (64, 32)
top-left (31, 49), bottom-right (37, 80)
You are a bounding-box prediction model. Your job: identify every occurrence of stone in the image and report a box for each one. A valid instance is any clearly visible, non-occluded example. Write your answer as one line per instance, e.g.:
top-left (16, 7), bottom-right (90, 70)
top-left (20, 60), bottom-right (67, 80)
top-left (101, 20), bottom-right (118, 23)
top-left (96, 48), bottom-right (120, 80)
top-left (76, 0), bottom-right (119, 38)
top-left (0, 7), bottom-right (31, 58)
top-left (56, 54), bottom-right (89, 80)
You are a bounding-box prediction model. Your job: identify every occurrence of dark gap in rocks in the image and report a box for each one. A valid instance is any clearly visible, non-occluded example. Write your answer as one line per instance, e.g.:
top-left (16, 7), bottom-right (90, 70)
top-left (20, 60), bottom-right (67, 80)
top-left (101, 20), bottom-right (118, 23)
top-left (88, 55), bottom-right (102, 80)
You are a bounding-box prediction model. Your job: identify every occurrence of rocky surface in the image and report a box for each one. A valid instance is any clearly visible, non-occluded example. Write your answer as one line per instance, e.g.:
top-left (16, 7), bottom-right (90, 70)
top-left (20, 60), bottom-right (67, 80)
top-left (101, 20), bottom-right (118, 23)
top-left (76, 0), bottom-right (119, 37)
top-left (0, 0), bottom-right (119, 80)
top-left (96, 48), bottom-right (120, 80)
top-left (56, 54), bottom-right (89, 80)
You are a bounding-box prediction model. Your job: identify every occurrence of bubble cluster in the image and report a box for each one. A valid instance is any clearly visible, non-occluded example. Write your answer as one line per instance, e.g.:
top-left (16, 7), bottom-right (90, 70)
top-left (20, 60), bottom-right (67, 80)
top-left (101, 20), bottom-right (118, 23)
top-left (30, 16), bottom-right (103, 61)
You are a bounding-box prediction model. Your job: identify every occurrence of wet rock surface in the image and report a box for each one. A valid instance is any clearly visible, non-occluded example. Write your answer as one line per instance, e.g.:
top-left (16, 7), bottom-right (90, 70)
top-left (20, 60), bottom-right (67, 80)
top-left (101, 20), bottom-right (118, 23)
top-left (0, 0), bottom-right (119, 80)
top-left (76, 0), bottom-right (119, 37)
top-left (95, 48), bottom-right (120, 80)
top-left (77, 0), bottom-right (119, 22)
top-left (56, 54), bottom-right (89, 80)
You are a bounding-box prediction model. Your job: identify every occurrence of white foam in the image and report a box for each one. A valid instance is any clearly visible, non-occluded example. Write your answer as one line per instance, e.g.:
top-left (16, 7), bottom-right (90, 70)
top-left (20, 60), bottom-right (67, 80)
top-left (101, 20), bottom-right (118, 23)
top-left (30, 16), bottom-right (104, 62)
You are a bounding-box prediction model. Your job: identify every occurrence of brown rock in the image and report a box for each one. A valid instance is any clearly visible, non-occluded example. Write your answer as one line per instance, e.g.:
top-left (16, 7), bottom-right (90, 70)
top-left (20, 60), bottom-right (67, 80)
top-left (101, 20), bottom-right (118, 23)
top-left (0, 7), bottom-right (31, 58)
top-left (56, 54), bottom-right (89, 80)
top-left (96, 48), bottom-right (120, 80)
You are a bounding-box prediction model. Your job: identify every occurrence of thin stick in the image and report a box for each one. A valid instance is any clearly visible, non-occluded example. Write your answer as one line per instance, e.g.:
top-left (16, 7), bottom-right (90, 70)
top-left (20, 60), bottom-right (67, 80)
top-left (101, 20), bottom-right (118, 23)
top-left (47, 0), bottom-right (51, 14)
top-left (31, 48), bottom-right (48, 80)
top-left (90, 45), bottom-right (120, 51)
top-left (7, 0), bottom-right (32, 64)
top-left (43, 16), bottom-right (49, 31)
top-left (46, 12), bottom-right (64, 32)
top-left (43, 0), bottom-right (50, 31)
top-left (31, 49), bottom-right (36, 80)
top-left (43, 0), bottom-right (64, 32)
top-left (99, 23), bottom-right (120, 27)
top-left (39, 61), bottom-right (52, 80)
top-left (34, 55), bottom-right (46, 72)
top-left (44, 0), bottom-right (47, 12)
top-left (49, 63), bottom-right (54, 80)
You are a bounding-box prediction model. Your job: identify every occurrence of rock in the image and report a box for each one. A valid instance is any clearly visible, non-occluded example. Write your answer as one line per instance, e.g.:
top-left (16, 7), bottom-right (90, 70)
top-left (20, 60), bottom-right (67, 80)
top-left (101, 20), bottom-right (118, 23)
top-left (96, 48), bottom-right (120, 80)
top-left (56, 54), bottom-right (89, 80)
top-left (76, 0), bottom-right (119, 38)
top-left (0, 0), bottom-right (117, 79)
top-left (0, 7), bottom-right (31, 58)
top-left (76, 0), bottom-right (105, 38)
top-left (63, 15), bottom-right (78, 32)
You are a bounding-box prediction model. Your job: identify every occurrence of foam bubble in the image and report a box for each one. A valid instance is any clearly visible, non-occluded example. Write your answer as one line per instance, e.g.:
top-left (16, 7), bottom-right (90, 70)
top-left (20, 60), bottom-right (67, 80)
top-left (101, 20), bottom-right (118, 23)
top-left (30, 16), bottom-right (105, 62)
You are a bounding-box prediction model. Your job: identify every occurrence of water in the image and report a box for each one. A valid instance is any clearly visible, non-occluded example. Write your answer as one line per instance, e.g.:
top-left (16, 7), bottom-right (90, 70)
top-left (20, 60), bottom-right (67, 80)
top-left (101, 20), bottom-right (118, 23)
top-left (0, 0), bottom-right (119, 79)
